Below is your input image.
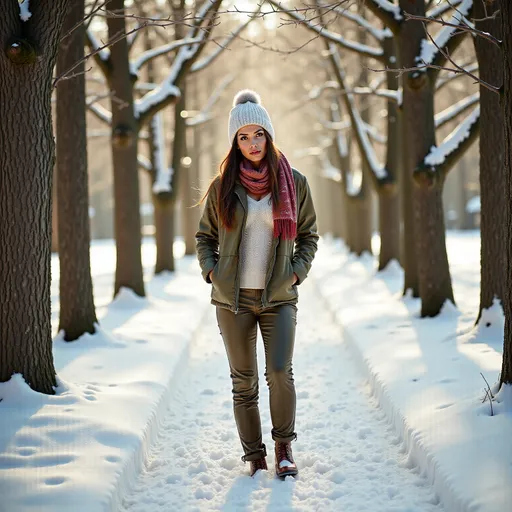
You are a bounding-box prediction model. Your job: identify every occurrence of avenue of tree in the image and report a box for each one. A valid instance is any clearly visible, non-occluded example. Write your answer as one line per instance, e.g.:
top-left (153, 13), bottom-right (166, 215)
top-left (0, 0), bottom-right (511, 394)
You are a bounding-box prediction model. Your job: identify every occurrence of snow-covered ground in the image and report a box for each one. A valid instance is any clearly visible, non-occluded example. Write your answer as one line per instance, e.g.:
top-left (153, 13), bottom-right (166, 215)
top-left (119, 278), bottom-right (441, 512)
top-left (0, 232), bottom-right (510, 512)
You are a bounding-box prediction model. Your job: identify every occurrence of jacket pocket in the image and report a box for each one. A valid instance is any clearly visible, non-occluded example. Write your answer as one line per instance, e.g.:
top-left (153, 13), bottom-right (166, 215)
top-left (266, 255), bottom-right (297, 303)
top-left (211, 255), bottom-right (237, 307)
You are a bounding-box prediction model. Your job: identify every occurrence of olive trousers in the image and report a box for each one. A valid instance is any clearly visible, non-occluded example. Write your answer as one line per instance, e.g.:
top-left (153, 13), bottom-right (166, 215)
top-left (216, 288), bottom-right (297, 462)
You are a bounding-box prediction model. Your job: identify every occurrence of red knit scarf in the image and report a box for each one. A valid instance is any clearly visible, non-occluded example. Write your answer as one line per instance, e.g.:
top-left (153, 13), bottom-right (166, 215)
top-left (239, 153), bottom-right (297, 240)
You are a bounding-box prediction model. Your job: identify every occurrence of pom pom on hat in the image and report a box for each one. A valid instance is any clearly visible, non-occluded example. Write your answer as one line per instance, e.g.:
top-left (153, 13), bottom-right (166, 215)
top-left (233, 89), bottom-right (261, 107)
top-left (228, 89), bottom-right (275, 143)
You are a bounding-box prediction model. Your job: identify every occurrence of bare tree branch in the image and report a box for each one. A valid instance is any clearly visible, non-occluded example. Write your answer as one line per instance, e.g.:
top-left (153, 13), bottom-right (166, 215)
top-left (327, 43), bottom-right (390, 187)
top-left (404, 11), bottom-right (501, 48)
top-left (87, 101), bottom-right (113, 125)
top-left (191, 10), bottom-right (257, 73)
top-left (416, 106), bottom-right (480, 183)
top-left (435, 92), bottom-right (479, 129)
top-left (436, 61), bottom-right (478, 90)
top-left (266, 0), bottom-right (385, 61)
top-left (324, 2), bottom-right (393, 41)
top-left (132, 36), bottom-right (203, 76)
top-left (136, 0), bottom-right (223, 126)
top-left (426, 0), bottom-right (463, 20)
top-left (423, 27), bottom-right (499, 93)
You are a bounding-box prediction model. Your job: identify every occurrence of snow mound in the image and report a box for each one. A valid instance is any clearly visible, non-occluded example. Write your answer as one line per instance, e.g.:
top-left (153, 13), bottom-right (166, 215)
top-left (110, 287), bottom-right (148, 309)
top-left (0, 374), bottom-right (46, 406)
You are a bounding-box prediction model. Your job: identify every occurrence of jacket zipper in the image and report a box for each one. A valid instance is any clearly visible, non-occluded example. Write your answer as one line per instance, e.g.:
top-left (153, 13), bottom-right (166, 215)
top-left (234, 190), bottom-right (247, 314)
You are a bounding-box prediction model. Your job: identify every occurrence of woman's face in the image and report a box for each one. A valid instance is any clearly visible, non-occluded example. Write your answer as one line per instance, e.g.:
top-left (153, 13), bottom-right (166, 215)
top-left (236, 125), bottom-right (267, 167)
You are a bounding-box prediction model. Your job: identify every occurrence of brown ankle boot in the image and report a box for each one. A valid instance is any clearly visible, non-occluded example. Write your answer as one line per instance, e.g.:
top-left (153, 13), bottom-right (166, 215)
top-left (250, 457), bottom-right (268, 477)
top-left (275, 441), bottom-right (298, 478)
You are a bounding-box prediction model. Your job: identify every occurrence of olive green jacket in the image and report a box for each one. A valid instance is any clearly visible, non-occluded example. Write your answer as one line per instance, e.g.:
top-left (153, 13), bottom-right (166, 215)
top-left (196, 169), bottom-right (318, 312)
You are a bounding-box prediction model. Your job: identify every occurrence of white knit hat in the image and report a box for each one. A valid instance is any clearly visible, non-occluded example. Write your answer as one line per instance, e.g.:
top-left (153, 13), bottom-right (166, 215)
top-left (228, 89), bottom-right (275, 144)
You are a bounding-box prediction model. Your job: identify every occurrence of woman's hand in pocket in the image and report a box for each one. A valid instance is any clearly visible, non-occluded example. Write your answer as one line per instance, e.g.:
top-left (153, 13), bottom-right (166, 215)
top-left (292, 273), bottom-right (298, 285)
top-left (208, 270), bottom-right (213, 282)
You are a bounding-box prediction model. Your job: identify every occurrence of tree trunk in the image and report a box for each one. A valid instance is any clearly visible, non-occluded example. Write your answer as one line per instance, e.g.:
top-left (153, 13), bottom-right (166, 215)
top-left (399, 0), bottom-right (454, 314)
top-left (153, 197), bottom-right (176, 273)
top-left (412, 90), bottom-right (454, 317)
top-left (107, 0), bottom-right (144, 297)
top-left (379, 36), bottom-right (401, 270)
top-left (501, 0), bottom-right (512, 386)
top-left (414, 180), bottom-right (454, 316)
top-left (354, 12), bottom-right (373, 256)
top-left (352, 174), bottom-right (373, 255)
top-left (474, 0), bottom-right (506, 323)
top-left (56, 0), bottom-right (97, 341)
top-left (0, 1), bottom-right (69, 394)
top-left (52, 164), bottom-right (59, 253)
top-left (397, 1), bottom-right (421, 297)
top-left (379, 189), bottom-right (400, 268)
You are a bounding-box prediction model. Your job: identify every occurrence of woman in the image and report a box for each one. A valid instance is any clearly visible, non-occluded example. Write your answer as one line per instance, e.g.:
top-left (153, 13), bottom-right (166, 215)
top-left (196, 90), bottom-right (318, 478)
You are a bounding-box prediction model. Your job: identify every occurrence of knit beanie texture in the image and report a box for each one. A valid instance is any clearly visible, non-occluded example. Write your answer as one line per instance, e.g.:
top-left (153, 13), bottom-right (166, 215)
top-left (228, 89), bottom-right (275, 144)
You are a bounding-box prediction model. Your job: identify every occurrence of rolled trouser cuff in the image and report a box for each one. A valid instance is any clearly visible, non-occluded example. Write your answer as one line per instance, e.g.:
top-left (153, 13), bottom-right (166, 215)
top-left (271, 431), bottom-right (297, 443)
top-left (241, 444), bottom-right (267, 462)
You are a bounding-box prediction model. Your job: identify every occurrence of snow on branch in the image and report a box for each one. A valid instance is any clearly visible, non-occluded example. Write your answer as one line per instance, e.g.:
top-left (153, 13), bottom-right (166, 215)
top-left (266, 0), bottom-right (385, 61)
top-left (416, 0), bottom-right (472, 67)
top-left (138, 154), bottom-right (152, 172)
top-left (327, 3), bottom-right (393, 41)
top-left (132, 37), bottom-right (203, 77)
top-left (329, 44), bottom-right (388, 184)
top-left (363, 121), bottom-right (387, 145)
top-left (330, 103), bottom-right (348, 159)
top-left (364, 0), bottom-right (403, 33)
top-left (349, 86), bottom-right (401, 103)
top-left (19, 0), bottom-right (31, 21)
top-left (86, 101), bottom-right (112, 125)
top-left (424, 106), bottom-right (480, 171)
top-left (136, 0), bottom-right (223, 126)
top-left (319, 152), bottom-right (342, 183)
top-left (308, 81), bottom-right (339, 100)
top-left (150, 113), bottom-right (174, 194)
top-left (186, 74), bottom-right (234, 127)
top-left (86, 28), bottom-right (111, 65)
top-left (426, 0), bottom-right (463, 19)
top-left (435, 92), bottom-right (479, 129)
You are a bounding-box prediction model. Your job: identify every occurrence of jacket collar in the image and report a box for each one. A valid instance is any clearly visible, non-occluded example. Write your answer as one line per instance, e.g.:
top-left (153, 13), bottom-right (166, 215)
top-left (234, 182), bottom-right (248, 211)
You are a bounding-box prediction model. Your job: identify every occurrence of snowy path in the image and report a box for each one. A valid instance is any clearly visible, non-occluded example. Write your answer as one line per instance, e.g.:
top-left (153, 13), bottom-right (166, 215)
top-left (119, 279), bottom-right (443, 512)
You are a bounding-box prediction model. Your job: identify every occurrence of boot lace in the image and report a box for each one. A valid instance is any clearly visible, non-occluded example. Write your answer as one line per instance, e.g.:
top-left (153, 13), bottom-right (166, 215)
top-left (251, 457), bottom-right (267, 472)
top-left (277, 442), bottom-right (294, 464)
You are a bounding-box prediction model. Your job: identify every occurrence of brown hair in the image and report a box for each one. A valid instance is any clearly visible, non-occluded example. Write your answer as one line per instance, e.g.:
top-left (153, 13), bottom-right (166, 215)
top-left (201, 129), bottom-right (281, 229)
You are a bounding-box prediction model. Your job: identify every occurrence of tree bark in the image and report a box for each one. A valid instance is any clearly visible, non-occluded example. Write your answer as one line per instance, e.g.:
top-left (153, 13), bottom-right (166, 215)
top-left (0, 0), bottom-right (69, 394)
top-left (474, 0), bottom-right (505, 323)
top-left (379, 36), bottom-right (401, 270)
top-left (501, 0), bottom-right (512, 386)
top-left (56, 0), bottom-right (97, 341)
top-left (354, 9), bottom-right (373, 256)
top-left (107, 0), bottom-right (144, 297)
top-left (52, 164), bottom-right (59, 253)
top-left (351, 175), bottom-right (373, 255)
top-left (153, 197), bottom-right (176, 273)
top-left (399, 0), bottom-right (455, 315)
top-left (397, 0), bottom-right (421, 297)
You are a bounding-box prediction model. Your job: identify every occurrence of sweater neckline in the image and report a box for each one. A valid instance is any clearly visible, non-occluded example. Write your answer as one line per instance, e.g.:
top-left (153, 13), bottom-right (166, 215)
top-left (247, 192), bottom-right (271, 204)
